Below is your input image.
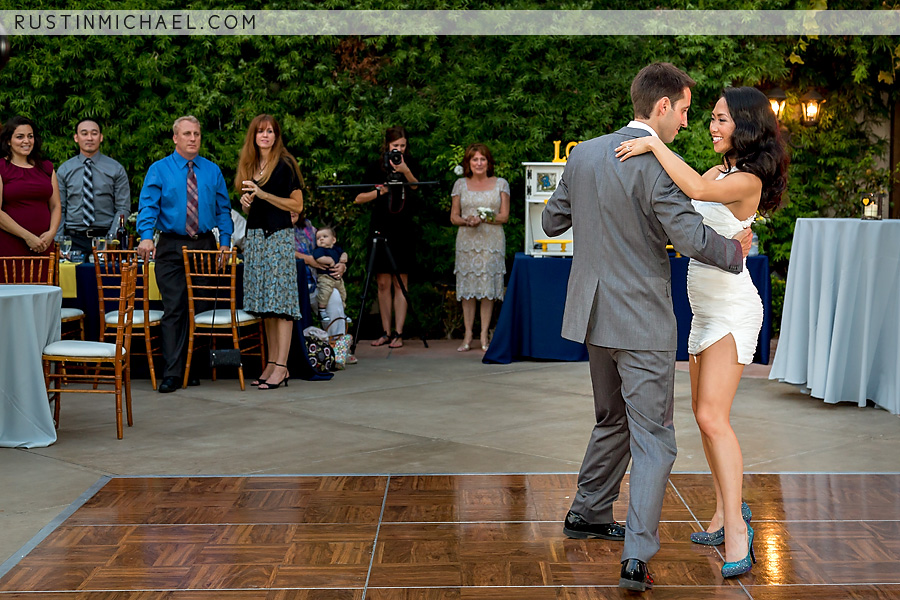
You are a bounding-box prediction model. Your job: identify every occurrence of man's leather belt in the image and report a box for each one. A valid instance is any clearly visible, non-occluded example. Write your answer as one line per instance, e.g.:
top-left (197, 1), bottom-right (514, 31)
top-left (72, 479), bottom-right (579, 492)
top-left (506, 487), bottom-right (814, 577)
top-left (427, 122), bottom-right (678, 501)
top-left (69, 227), bottom-right (110, 237)
top-left (159, 231), bottom-right (214, 241)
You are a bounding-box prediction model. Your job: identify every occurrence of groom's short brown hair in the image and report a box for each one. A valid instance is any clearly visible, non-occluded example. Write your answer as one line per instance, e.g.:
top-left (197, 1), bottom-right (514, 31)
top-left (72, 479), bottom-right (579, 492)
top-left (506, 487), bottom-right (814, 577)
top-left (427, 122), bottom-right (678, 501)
top-left (631, 63), bottom-right (696, 120)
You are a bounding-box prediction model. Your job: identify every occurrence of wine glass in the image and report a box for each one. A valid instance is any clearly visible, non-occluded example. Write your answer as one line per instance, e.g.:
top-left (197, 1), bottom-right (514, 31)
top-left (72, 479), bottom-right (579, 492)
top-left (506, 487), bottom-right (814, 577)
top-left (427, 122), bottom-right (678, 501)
top-left (59, 236), bottom-right (72, 261)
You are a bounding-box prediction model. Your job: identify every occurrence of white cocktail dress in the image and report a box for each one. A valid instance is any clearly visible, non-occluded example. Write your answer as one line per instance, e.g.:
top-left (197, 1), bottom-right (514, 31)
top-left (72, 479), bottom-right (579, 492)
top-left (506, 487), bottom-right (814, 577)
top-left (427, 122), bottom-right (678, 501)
top-left (687, 170), bottom-right (763, 365)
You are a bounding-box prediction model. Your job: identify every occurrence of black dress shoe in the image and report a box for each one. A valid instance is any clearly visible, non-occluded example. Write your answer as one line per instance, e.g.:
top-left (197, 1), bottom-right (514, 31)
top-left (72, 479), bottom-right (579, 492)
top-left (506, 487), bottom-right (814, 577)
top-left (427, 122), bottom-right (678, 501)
top-left (187, 376), bottom-right (200, 386)
top-left (563, 510), bottom-right (626, 541)
top-left (158, 376), bottom-right (180, 393)
top-left (619, 558), bottom-right (653, 592)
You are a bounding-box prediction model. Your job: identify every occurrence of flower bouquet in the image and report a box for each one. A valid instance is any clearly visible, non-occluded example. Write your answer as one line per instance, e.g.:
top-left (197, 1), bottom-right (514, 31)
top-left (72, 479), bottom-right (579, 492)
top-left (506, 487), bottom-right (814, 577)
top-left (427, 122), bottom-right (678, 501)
top-left (476, 207), bottom-right (495, 223)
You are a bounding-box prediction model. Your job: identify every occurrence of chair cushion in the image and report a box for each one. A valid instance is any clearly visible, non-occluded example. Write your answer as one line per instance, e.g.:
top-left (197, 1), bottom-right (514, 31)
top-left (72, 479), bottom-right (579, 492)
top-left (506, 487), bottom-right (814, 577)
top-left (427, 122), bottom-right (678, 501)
top-left (195, 309), bottom-right (257, 326)
top-left (44, 340), bottom-right (126, 358)
top-left (60, 308), bottom-right (85, 319)
top-left (105, 309), bottom-right (163, 325)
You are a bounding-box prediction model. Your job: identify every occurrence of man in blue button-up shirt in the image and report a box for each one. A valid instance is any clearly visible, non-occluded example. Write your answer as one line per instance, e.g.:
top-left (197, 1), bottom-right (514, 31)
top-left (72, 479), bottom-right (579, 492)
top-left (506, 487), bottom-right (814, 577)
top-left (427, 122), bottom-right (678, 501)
top-left (136, 115), bottom-right (233, 394)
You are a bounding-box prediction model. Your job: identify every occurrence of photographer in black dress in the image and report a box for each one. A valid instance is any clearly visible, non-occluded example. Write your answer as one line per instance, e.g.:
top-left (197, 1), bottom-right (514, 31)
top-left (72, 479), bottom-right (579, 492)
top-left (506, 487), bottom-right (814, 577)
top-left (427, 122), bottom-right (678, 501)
top-left (354, 126), bottom-right (419, 349)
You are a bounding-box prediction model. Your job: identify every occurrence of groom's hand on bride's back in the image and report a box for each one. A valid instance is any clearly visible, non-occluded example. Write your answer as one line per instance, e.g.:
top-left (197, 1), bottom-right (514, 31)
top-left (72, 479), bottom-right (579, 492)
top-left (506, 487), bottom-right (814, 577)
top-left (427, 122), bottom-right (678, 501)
top-left (733, 228), bottom-right (752, 258)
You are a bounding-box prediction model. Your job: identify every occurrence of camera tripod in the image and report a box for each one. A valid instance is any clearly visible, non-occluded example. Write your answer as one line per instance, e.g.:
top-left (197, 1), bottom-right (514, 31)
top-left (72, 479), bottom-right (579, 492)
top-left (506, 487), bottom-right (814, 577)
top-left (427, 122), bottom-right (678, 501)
top-left (318, 179), bottom-right (439, 353)
top-left (350, 232), bottom-right (428, 353)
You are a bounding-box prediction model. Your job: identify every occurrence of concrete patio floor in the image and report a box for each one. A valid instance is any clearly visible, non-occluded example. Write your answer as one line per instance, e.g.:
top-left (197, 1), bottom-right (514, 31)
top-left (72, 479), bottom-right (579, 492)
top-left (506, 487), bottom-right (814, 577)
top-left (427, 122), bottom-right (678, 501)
top-left (2, 338), bottom-right (898, 566)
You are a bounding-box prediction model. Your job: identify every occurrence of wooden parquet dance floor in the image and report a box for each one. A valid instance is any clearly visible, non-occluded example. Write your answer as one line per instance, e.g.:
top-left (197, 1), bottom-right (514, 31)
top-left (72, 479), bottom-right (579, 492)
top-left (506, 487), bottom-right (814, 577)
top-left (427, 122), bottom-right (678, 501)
top-left (1, 473), bottom-right (899, 599)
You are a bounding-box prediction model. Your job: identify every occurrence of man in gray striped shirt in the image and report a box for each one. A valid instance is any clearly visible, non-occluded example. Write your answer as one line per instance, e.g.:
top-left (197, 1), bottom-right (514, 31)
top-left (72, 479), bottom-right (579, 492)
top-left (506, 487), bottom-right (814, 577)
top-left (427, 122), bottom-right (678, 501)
top-left (57, 118), bottom-right (130, 254)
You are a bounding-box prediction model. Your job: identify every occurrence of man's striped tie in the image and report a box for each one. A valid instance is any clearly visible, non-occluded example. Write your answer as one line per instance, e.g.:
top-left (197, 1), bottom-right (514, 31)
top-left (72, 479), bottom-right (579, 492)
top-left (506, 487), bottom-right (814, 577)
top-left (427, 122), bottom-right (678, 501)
top-left (185, 160), bottom-right (199, 237)
top-left (81, 157), bottom-right (95, 227)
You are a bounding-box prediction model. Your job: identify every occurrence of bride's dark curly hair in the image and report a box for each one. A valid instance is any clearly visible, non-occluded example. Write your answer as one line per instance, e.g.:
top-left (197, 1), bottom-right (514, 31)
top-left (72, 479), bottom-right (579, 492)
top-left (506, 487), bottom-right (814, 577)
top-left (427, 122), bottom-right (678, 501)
top-left (721, 87), bottom-right (789, 213)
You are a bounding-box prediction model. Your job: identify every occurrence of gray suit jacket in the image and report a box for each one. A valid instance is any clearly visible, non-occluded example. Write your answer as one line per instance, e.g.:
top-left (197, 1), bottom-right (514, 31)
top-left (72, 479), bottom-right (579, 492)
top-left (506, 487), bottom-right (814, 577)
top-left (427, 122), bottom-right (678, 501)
top-left (542, 127), bottom-right (744, 351)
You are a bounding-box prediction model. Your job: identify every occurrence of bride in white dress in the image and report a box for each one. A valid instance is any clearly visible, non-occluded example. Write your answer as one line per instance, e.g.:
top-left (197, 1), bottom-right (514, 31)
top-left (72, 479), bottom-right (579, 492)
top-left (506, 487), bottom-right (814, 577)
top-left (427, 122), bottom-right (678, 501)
top-left (616, 86), bottom-right (788, 577)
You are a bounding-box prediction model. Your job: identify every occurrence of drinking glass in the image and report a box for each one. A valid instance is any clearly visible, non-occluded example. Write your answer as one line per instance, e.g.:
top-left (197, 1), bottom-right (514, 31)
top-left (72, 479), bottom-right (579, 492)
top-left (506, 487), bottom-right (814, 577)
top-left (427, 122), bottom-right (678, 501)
top-left (92, 237), bottom-right (106, 263)
top-left (59, 236), bottom-right (72, 260)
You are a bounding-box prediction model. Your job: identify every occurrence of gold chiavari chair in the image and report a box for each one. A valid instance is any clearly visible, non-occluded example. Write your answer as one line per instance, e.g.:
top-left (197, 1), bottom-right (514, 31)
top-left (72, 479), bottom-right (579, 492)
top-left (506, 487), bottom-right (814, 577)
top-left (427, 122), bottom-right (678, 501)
top-left (42, 263), bottom-right (137, 439)
top-left (182, 248), bottom-right (265, 391)
top-left (93, 249), bottom-right (162, 390)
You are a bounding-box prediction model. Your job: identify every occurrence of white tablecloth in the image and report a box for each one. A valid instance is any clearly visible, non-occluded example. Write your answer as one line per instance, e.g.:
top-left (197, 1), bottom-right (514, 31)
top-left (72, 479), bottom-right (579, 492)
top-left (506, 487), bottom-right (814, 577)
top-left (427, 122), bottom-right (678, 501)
top-left (769, 218), bottom-right (900, 414)
top-left (0, 285), bottom-right (61, 447)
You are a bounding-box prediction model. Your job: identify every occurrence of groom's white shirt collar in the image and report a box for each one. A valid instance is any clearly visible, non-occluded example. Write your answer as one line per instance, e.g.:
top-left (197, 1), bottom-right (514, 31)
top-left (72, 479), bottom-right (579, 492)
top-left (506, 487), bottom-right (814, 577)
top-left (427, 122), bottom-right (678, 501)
top-left (626, 120), bottom-right (659, 138)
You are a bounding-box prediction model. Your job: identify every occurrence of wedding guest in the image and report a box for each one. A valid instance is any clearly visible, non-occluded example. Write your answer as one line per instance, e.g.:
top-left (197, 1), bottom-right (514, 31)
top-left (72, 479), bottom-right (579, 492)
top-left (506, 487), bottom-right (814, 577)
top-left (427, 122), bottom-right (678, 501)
top-left (312, 226), bottom-right (348, 326)
top-left (56, 118), bottom-right (130, 254)
top-left (236, 114), bottom-right (304, 390)
top-left (450, 143), bottom-right (509, 352)
top-left (0, 116), bottom-right (60, 283)
top-left (136, 115), bottom-right (233, 394)
top-left (292, 210), bottom-right (320, 306)
top-left (291, 212), bottom-right (352, 342)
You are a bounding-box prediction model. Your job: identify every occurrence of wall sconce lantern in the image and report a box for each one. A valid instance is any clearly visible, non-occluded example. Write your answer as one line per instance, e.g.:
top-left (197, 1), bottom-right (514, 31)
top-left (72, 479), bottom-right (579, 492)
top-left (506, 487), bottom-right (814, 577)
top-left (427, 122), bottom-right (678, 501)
top-left (861, 191), bottom-right (886, 220)
top-left (800, 90), bottom-right (825, 126)
top-left (766, 87), bottom-right (787, 120)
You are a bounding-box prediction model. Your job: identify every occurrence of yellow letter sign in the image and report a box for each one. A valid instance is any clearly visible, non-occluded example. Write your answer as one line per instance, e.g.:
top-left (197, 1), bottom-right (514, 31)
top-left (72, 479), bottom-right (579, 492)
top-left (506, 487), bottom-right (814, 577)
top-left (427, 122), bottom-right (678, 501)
top-left (552, 140), bottom-right (581, 162)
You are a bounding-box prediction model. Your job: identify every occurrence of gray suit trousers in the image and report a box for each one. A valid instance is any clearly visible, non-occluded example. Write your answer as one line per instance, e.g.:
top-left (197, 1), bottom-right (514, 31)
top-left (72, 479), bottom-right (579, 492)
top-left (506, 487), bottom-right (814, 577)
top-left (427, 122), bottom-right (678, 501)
top-left (569, 344), bottom-right (677, 563)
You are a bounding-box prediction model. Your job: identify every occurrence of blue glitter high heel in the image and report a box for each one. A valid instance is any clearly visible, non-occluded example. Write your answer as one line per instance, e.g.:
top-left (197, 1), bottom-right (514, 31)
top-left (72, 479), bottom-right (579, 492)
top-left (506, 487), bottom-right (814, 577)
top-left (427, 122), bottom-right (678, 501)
top-left (690, 502), bottom-right (752, 546)
top-left (721, 525), bottom-right (755, 578)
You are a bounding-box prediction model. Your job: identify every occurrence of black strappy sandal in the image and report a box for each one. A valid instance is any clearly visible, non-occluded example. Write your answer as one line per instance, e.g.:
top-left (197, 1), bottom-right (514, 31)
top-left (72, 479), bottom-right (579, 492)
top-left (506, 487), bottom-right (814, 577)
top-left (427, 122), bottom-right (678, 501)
top-left (252, 361), bottom-right (274, 386)
top-left (258, 363), bottom-right (290, 390)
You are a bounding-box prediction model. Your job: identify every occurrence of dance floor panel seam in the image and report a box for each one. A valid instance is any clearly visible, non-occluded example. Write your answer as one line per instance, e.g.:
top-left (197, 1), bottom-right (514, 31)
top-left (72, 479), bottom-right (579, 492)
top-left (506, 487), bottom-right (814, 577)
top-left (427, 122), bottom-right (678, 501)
top-left (1, 473), bottom-right (899, 599)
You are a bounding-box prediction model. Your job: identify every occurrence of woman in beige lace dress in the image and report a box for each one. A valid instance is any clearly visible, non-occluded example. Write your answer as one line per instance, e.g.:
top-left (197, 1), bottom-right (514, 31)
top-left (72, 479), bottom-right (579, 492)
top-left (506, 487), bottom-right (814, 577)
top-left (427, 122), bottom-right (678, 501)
top-left (450, 143), bottom-right (510, 352)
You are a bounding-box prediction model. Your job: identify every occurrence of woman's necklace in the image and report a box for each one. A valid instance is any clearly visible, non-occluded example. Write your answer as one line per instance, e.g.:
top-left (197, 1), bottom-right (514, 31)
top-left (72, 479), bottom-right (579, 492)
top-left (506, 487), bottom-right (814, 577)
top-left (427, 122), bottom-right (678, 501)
top-left (256, 153), bottom-right (270, 177)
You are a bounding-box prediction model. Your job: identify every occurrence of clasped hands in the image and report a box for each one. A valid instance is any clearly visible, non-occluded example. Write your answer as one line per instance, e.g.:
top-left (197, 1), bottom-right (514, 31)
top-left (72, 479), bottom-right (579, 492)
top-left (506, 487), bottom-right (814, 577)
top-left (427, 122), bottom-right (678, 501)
top-left (28, 231), bottom-right (54, 253)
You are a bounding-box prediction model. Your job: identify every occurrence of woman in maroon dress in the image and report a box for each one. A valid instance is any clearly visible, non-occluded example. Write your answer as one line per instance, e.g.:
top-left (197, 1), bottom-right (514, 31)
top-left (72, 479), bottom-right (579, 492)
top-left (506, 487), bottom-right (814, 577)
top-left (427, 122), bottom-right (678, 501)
top-left (0, 116), bottom-right (61, 268)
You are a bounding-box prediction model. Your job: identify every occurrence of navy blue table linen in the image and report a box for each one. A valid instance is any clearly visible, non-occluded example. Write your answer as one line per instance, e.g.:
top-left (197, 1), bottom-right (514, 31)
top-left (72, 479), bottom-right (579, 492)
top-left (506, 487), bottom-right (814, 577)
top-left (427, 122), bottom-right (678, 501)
top-left (484, 253), bottom-right (771, 365)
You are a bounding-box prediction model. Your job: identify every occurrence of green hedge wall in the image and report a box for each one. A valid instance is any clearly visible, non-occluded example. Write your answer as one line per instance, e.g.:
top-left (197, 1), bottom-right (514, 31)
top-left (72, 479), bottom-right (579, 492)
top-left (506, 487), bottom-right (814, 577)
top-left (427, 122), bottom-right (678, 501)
top-left (3, 1), bottom-right (898, 337)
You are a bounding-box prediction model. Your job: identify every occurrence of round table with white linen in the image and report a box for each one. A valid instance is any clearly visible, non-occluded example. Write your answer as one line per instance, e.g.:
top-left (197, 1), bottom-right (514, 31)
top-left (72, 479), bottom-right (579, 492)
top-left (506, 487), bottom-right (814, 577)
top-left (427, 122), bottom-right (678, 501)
top-left (769, 218), bottom-right (900, 414)
top-left (0, 284), bottom-right (61, 447)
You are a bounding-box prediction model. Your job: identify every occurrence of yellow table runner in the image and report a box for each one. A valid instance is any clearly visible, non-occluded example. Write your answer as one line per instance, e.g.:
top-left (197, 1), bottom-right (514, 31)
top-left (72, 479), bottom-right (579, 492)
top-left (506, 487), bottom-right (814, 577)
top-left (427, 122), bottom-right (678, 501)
top-left (58, 262), bottom-right (78, 298)
top-left (145, 262), bottom-right (160, 301)
top-left (57, 261), bottom-right (161, 301)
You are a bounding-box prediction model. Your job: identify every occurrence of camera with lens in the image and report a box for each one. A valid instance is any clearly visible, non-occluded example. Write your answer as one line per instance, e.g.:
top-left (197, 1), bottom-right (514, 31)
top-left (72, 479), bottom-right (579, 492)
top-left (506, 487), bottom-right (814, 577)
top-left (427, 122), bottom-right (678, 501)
top-left (383, 148), bottom-right (403, 168)
top-left (382, 149), bottom-right (405, 183)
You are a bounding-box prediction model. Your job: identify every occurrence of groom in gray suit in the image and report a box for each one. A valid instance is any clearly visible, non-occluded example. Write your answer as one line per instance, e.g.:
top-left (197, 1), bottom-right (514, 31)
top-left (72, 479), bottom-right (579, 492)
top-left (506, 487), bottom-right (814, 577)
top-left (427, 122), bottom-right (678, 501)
top-left (543, 62), bottom-right (751, 591)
